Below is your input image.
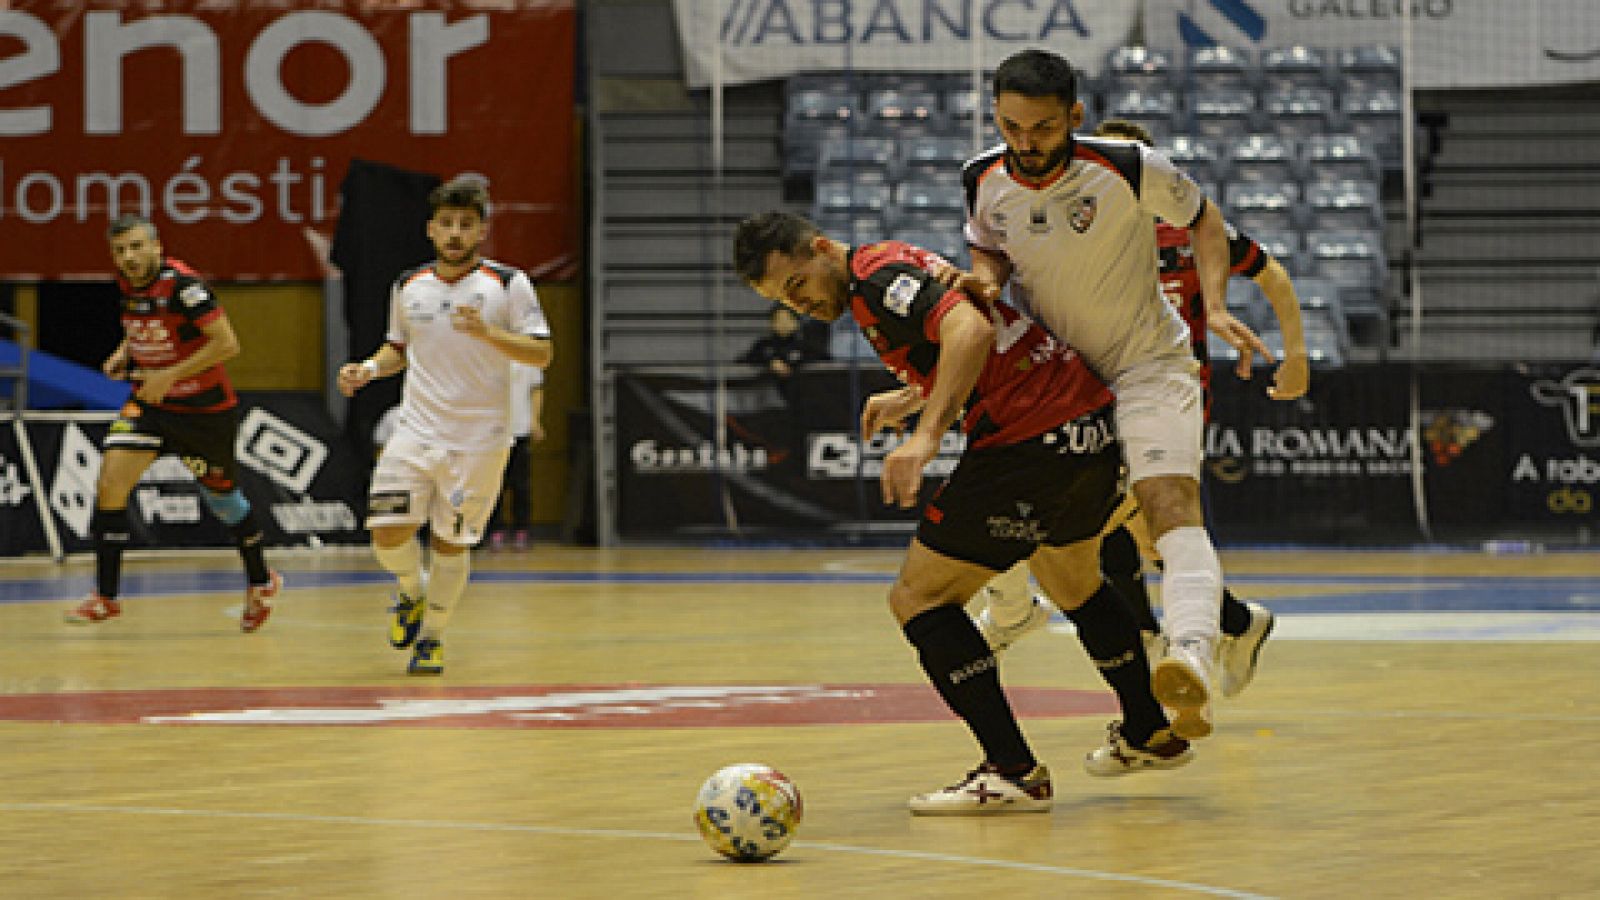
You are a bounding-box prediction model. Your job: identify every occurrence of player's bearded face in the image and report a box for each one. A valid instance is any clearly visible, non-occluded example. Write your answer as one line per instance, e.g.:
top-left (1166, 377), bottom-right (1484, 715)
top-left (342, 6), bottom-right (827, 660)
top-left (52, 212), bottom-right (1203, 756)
top-left (995, 93), bottom-right (1078, 179)
top-left (761, 249), bottom-right (846, 322)
top-left (108, 226), bottom-right (162, 286)
top-left (428, 207), bottom-right (486, 265)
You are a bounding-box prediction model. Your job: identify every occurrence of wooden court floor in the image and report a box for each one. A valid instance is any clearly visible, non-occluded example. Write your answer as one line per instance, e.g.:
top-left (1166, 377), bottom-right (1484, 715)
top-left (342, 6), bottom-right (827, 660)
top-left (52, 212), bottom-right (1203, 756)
top-left (0, 544), bottom-right (1596, 899)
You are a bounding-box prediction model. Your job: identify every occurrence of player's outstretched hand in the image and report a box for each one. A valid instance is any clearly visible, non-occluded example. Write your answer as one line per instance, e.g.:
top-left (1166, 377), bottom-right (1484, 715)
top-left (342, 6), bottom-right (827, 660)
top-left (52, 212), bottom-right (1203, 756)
top-left (1209, 311), bottom-right (1274, 379)
top-left (1269, 351), bottom-right (1310, 400)
top-left (336, 362), bottom-right (373, 397)
top-left (881, 432), bottom-right (936, 509)
top-left (926, 261), bottom-right (1001, 305)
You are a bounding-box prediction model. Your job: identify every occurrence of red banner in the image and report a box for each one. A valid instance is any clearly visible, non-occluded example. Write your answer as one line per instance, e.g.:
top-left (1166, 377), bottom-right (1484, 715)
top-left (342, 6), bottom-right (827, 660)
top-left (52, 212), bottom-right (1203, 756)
top-left (0, 2), bottom-right (576, 281)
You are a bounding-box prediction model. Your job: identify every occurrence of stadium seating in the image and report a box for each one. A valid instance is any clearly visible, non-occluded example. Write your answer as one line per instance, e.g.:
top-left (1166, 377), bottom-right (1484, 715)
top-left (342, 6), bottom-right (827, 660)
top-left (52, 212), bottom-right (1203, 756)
top-left (1260, 45), bottom-right (1334, 93)
top-left (1190, 87), bottom-right (1261, 141)
top-left (1228, 133), bottom-right (1301, 184)
top-left (1160, 135), bottom-right (1228, 185)
top-left (1247, 227), bottom-right (1305, 275)
top-left (1226, 180), bottom-right (1301, 233)
top-left (1337, 44), bottom-right (1403, 93)
top-left (1341, 87), bottom-right (1405, 167)
top-left (1303, 134), bottom-right (1383, 184)
top-left (816, 137), bottom-right (897, 183)
top-left (1105, 46), bottom-right (1177, 91)
top-left (1304, 180), bottom-right (1383, 231)
top-left (898, 137), bottom-right (973, 180)
top-left (1185, 45), bottom-right (1259, 91)
top-left (1104, 88), bottom-right (1183, 143)
top-left (1263, 87), bottom-right (1339, 142)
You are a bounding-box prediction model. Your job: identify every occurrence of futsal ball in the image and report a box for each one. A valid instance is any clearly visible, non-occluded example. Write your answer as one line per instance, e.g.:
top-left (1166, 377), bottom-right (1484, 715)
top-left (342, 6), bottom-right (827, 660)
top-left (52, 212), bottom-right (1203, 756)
top-left (693, 763), bottom-right (803, 862)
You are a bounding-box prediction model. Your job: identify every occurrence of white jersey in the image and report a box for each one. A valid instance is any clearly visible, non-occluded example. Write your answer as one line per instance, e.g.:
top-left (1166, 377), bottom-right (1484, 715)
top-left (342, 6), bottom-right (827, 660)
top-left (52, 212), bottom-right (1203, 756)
top-left (386, 259), bottom-right (550, 451)
top-left (963, 137), bottom-right (1205, 381)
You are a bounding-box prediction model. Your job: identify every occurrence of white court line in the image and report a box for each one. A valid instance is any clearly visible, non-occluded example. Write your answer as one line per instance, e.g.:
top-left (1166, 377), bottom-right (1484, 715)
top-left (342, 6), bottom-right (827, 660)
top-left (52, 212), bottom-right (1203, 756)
top-left (0, 801), bottom-right (1273, 899)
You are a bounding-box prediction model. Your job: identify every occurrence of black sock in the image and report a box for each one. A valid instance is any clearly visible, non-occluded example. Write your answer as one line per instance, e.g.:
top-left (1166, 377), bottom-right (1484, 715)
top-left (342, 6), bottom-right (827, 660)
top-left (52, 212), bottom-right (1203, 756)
top-left (228, 511), bottom-right (271, 586)
top-left (92, 507), bottom-right (131, 599)
top-left (902, 605), bottom-right (1035, 773)
top-left (1100, 526), bottom-right (1160, 633)
top-left (1220, 588), bottom-right (1251, 636)
top-left (1064, 581), bottom-right (1169, 746)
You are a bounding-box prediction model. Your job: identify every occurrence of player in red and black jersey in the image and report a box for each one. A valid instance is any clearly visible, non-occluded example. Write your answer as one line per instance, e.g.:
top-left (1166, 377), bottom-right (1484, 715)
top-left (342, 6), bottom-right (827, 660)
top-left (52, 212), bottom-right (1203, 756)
top-left (734, 211), bottom-right (1192, 815)
top-left (65, 215), bottom-right (280, 631)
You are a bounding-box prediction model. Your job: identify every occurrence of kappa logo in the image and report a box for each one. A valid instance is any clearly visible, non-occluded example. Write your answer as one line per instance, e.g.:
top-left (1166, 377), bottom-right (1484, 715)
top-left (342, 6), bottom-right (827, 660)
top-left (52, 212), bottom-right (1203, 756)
top-left (236, 408), bottom-right (328, 493)
top-left (1068, 196), bottom-right (1097, 233)
top-left (1531, 369), bottom-right (1600, 448)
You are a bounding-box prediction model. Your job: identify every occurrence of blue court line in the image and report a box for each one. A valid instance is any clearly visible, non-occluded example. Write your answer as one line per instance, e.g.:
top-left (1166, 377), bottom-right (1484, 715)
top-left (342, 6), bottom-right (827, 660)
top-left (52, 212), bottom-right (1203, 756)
top-left (4, 569), bottom-right (1598, 614)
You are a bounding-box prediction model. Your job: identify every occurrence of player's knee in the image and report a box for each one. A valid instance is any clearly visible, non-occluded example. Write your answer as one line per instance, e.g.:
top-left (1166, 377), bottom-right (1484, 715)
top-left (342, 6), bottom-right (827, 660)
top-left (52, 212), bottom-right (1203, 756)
top-left (371, 525), bottom-right (416, 549)
top-left (430, 536), bottom-right (469, 556)
top-left (203, 488), bottom-right (252, 526)
top-left (888, 581), bottom-right (948, 627)
top-left (1133, 477), bottom-right (1202, 537)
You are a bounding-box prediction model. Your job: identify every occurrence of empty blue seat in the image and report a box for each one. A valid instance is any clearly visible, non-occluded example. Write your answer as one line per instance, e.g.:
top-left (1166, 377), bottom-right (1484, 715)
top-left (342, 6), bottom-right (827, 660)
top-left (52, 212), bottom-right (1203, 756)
top-left (1305, 229), bottom-right (1387, 326)
top-left (1304, 180), bottom-right (1382, 231)
top-left (1106, 45), bottom-right (1177, 90)
top-left (1225, 277), bottom-right (1270, 331)
top-left (1186, 45), bottom-right (1259, 91)
top-left (1261, 45), bottom-right (1333, 92)
top-left (786, 86), bottom-right (859, 125)
top-left (1227, 133), bottom-right (1301, 184)
top-left (866, 88), bottom-right (944, 130)
top-left (1341, 88), bottom-right (1404, 168)
top-left (1303, 134), bottom-right (1382, 184)
top-left (782, 120), bottom-right (849, 177)
top-left (1226, 180), bottom-right (1300, 233)
top-left (1160, 135), bottom-right (1228, 184)
top-left (813, 178), bottom-right (893, 219)
top-left (1262, 87), bottom-right (1338, 141)
top-left (1190, 87), bottom-right (1260, 141)
top-left (892, 227), bottom-right (967, 267)
top-left (814, 211), bottom-right (889, 246)
top-left (1337, 45), bottom-right (1403, 93)
top-left (893, 177), bottom-right (966, 228)
top-left (817, 137), bottom-right (897, 183)
top-left (898, 136), bottom-right (975, 180)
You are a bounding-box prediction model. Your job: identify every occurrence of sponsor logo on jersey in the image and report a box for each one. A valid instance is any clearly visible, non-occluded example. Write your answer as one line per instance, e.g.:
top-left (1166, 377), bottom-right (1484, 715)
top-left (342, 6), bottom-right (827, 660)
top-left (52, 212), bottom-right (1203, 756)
top-left (883, 274), bottom-right (919, 317)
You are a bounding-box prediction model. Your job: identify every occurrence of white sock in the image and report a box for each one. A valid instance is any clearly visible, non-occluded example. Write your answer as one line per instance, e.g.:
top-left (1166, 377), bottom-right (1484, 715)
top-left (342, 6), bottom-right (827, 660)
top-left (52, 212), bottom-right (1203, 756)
top-left (373, 538), bottom-right (425, 599)
top-left (981, 561), bottom-right (1036, 627)
top-left (1153, 526), bottom-right (1222, 645)
top-left (421, 549), bottom-right (470, 641)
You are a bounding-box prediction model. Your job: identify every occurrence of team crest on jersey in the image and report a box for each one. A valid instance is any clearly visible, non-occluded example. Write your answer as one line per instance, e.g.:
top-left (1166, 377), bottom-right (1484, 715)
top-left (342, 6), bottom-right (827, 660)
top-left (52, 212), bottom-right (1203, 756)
top-left (1069, 196), bottom-right (1097, 233)
top-left (179, 284), bottom-right (208, 308)
top-left (883, 274), bottom-right (920, 317)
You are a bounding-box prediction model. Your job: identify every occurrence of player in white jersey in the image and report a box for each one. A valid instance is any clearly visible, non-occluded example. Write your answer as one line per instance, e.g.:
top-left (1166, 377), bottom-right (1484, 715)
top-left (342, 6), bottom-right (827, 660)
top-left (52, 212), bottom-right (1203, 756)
top-left (337, 176), bottom-right (553, 675)
top-left (943, 50), bottom-right (1274, 740)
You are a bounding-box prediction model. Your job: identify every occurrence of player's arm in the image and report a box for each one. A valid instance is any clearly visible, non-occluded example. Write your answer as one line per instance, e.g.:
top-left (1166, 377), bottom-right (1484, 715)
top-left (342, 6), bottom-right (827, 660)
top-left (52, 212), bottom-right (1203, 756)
top-left (134, 315), bottom-right (240, 404)
top-left (468, 325), bottom-right (554, 369)
top-left (881, 299), bottom-right (994, 508)
top-left (861, 385), bottom-right (926, 439)
top-left (103, 338), bottom-right (132, 379)
top-left (337, 342), bottom-right (406, 397)
top-left (1251, 255), bottom-right (1309, 400)
top-left (1191, 200), bottom-right (1270, 377)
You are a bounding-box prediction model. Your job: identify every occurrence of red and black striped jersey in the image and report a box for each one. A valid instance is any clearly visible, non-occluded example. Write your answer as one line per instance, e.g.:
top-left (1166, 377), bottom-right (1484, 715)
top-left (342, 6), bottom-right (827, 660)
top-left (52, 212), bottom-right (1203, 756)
top-left (846, 241), bottom-right (1112, 450)
top-left (116, 258), bottom-right (236, 413)
top-left (1156, 220), bottom-right (1267, 393)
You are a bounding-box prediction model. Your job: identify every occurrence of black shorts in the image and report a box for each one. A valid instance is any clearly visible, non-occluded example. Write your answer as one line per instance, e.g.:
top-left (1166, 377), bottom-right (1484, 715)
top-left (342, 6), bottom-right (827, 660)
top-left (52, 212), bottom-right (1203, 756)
top-left (917, 406), bottom-right (1123, 572)
top-left (103, 400), bottom-right (243, 492)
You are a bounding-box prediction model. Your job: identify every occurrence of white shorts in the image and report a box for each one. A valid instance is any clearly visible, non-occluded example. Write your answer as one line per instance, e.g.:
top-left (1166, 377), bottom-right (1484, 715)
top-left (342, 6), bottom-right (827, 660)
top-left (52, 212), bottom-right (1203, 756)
top-left (1111, 357), bottom-right (1205, 484)
top-left (366, 428), bottom-right (510, 547)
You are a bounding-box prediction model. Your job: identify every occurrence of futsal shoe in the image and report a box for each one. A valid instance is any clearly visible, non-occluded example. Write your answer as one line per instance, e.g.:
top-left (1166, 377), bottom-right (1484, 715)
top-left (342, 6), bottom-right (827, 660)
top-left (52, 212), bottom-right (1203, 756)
top-left (1083, 721), bottom-right (1195, 777)
top-left (974, 591), bottom-right (1055, 652)
top-left (388, 591), bottom-right (426, 649)
top-left (408, 638), bottom-right (443, 675)
top-left (240, 570), bottom-right (282, 634)
top-left (1219, 602), bottom-right (1275, 697)
top-left (1153, 637), bottom-right (1217, 740)
top-left (908, 762), bottom-right (1053, 816)
top-left (64, 593), bottom-right (121, 624)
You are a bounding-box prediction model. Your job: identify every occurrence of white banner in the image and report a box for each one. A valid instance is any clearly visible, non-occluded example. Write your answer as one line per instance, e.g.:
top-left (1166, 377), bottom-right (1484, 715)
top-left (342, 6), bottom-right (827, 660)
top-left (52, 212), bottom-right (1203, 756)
top-left (1143, 0), bottom-right (1600, 89)
top-left (671, 0), bottom-right (1140, 88)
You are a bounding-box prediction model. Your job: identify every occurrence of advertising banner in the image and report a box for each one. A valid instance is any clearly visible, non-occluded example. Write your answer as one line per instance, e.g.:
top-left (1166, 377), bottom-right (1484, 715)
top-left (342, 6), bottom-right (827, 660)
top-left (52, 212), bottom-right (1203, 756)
top-left (670, 0), bottom-right (1139, 88)
top-left (1143, 0), bottom-right (1600, 89)
top-left (0, 393), bottom-right (370, 556)
top-left (615, 364), bottom-right (1600, 543)
top-left (0, 2), bottom-right (576, 280)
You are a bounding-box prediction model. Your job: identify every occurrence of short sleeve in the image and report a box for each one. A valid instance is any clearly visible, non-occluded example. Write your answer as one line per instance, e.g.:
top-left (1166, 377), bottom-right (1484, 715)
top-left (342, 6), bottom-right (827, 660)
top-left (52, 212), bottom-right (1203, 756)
top-left (1138, 143), bottom-right (1206, 228)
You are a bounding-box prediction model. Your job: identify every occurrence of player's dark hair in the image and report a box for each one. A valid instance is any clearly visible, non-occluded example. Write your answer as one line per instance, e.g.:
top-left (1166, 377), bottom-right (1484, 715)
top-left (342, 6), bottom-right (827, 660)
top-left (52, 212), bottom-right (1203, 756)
top-left (732, 211), bottom-right (819, 285)
top-left (429, 175), bottom-right (491, 218)
top-left (993, 48), bottom-right (1078, 107)
top-left (107, 213), bottom-right (158, 241)
top-left (1093, 117), bottom-right (1154, 147)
